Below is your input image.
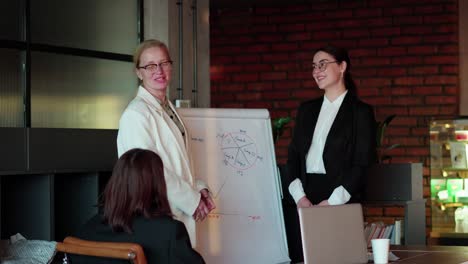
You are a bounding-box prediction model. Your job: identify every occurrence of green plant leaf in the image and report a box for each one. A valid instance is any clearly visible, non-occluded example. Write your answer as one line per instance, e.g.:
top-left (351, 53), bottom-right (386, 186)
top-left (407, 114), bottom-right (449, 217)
top-left (272, 117), bottom-right (292, 144)
top-left (376, 114), bottom-right (396, 147)
top-left (273, 117), bottom-right (292, 129)
top-left (386, 143), bottom-right (400, 151)
top-left (376, 114), bottom-right (398, 163)
top-left (383, 114), bottom-right (396, 124)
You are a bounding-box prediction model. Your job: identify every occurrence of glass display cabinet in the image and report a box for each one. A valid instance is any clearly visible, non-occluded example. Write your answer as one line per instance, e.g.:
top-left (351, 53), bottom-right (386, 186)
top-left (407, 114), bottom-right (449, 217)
top-left (430, 119), bottom-right (468, 240)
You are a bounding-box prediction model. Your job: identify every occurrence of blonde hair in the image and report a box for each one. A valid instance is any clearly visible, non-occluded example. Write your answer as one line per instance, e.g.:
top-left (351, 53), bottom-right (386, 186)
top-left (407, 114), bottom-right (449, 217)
top-left (133, 39), bottom-right (171, 69)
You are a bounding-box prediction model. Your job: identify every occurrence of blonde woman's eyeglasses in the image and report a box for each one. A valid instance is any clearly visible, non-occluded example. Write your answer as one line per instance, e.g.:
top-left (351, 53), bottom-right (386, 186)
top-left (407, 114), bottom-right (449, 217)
top-left (138, 61), bottom-right (173, 72)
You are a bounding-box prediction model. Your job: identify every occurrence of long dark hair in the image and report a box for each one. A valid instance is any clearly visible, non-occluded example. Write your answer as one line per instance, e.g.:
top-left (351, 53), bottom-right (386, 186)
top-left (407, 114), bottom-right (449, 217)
top-left (102, 148), bottom-right (172, 233)
top-left (315, 45), bottom-right (357, 94)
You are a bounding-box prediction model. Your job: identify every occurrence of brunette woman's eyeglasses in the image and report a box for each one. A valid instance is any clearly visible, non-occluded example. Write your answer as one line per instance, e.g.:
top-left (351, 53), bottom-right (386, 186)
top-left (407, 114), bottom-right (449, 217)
top-left (312, 61), bottom-right (338, 72)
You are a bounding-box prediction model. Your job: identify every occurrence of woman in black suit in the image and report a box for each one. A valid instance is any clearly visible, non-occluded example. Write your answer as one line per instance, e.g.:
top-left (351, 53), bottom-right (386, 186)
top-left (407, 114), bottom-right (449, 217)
top-left (74, 148), bottom-right (205, 264)
top-left (286, 45), bottom-right (376, 261)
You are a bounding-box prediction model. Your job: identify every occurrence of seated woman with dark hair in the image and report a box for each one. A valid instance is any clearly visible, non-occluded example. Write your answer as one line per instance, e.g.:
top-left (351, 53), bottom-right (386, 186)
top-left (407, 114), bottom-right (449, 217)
top-left (73, 148), bottom-right (205, 264)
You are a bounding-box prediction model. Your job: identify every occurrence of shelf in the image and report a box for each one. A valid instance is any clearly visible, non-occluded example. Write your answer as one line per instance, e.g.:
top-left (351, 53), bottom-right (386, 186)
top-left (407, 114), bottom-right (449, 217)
top-left (431, 228), bottom-right (468, 239)
top-left (433, 202), bottom-right (464, 209)
top-left (441, 167), bottom-right (468, 172)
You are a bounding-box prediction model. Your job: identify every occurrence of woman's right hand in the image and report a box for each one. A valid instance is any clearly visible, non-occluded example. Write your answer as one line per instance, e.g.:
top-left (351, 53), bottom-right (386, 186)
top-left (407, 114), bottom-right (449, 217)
top-left (297, 196), bottom-right (313, 208)
top-left (193, 199), bottom-right (209, 221)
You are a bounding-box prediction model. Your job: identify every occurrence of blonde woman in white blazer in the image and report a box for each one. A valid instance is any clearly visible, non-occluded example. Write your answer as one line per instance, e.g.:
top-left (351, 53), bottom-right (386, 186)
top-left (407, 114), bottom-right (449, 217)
top-left (117, 39), bottom-right (215, 247)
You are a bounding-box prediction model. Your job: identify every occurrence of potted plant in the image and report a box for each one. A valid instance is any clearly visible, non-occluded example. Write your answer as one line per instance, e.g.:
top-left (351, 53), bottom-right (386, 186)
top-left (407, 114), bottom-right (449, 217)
top-left (367, 114), bottom-right (423, 201)
top-left (376, 114), bottom-right (400, 163)
top-left (272, 117), bottom-right (292, 145)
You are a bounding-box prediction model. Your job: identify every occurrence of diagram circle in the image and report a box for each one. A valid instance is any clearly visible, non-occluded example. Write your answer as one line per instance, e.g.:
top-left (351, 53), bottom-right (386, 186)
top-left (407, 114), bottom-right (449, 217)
top-left (220, 132), bottom-right (258, 170)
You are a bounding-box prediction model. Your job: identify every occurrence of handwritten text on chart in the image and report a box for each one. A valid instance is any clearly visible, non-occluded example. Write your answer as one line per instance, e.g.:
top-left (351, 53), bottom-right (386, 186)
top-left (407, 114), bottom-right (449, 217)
top-left (207, 214), bottom-right (262, 222)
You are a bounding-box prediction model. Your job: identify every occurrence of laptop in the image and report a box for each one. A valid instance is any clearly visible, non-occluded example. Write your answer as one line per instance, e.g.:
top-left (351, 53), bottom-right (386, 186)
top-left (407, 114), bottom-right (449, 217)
top-left (298, 203), bottom-right (368, 264)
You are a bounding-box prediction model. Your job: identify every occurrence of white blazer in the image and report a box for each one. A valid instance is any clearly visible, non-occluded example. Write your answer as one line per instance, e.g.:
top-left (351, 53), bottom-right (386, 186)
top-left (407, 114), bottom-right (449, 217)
top-left (117, 86), bottom-right (207, 246)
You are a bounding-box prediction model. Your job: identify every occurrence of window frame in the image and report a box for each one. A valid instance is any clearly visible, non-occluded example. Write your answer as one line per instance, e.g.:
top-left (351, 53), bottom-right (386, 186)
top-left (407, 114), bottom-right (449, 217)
top-left (0, 0), bottom-right (144, 127)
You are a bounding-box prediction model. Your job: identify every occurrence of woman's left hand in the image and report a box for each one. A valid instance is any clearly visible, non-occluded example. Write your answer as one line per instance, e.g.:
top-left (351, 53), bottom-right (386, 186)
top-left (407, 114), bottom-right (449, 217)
top-left (201, 189), bottom-right (216, 211)
top-left (317, 200), bottom-right (330, 206)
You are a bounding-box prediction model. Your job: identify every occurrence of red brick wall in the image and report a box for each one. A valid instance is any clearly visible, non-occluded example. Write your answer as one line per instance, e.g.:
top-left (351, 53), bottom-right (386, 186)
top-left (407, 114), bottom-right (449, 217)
top-left (210, 0), bottom-right (459, 240)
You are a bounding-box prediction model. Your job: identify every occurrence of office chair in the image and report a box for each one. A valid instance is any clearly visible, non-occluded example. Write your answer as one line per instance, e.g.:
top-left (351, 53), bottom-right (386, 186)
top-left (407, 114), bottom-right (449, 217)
top-left (55, 236), bottom-right (147, 264)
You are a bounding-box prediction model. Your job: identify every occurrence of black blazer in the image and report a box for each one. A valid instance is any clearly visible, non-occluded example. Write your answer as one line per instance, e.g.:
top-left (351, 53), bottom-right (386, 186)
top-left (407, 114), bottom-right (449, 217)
top-left (287, 92), bottom-right (376, 202)
top-left (72, 214), bottom-right (205, 264)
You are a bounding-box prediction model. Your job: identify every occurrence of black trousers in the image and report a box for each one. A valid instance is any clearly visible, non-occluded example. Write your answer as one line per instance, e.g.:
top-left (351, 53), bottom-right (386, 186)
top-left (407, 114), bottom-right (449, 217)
top-left (304, 172), bottom-right (334, 204)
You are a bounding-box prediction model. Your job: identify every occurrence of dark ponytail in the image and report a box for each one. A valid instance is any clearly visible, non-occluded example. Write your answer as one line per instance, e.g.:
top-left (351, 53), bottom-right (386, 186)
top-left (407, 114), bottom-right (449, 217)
top-left (344, 71), bottom-right (357, 95)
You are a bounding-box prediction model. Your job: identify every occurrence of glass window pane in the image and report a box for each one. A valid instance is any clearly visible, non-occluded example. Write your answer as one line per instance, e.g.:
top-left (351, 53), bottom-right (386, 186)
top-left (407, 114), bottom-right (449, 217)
top-left (31, 52), bottom-right (137, 129)
top-left (31, 0), bottom-right (138, 54)
top-left (0, 0), bottom-right (24, 41)
top-left (0, 49), bottom-right (24, 127)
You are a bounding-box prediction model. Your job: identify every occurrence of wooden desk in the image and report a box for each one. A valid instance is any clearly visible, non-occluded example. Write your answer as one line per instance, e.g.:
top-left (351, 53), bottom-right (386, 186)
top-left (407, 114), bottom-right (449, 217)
top-left (387, 245), bottom-right (468, 263)
top-left (296, 245), bottom-right (468, 264)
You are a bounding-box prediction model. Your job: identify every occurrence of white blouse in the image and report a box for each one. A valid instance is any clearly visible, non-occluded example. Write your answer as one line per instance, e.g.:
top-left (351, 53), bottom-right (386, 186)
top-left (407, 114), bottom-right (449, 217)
top-left (289, 91), bottom-right (351, 205)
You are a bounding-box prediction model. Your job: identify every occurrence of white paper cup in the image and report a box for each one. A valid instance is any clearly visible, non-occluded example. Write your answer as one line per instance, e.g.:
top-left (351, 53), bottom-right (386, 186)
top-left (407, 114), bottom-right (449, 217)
top-left (371, 238), bottom-right (390, 264)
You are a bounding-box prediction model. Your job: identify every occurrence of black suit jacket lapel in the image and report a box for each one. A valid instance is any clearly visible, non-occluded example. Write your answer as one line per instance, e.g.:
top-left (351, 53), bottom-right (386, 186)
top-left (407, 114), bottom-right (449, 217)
top-left (323, 93), bottom-right (354, 157)
top-left (303, 98), bottom-right (323, 154)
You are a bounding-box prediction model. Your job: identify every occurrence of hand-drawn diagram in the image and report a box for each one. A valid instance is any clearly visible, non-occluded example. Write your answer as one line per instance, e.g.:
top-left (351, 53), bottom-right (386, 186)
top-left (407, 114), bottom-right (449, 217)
top-left (207, 129), bottom-right (264, 201)
top-left (188, 124), bottom-right (267, 213)
top-left (219, 130), bottom-right (261, 171)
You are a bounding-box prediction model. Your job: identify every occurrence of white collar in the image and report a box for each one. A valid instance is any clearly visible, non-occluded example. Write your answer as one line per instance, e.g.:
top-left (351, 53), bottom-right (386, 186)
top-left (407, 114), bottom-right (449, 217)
top-left (137, 85), bottom-right (165, 109)
top-left (324, 90), bottom-right (348, 107)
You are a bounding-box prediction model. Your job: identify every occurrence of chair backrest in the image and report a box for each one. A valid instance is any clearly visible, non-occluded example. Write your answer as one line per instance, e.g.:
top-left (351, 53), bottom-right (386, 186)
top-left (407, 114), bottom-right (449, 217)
top-left (56, 236), bottom-right (147, 264)
top-left (298, 203), bottom-right (368, 264)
